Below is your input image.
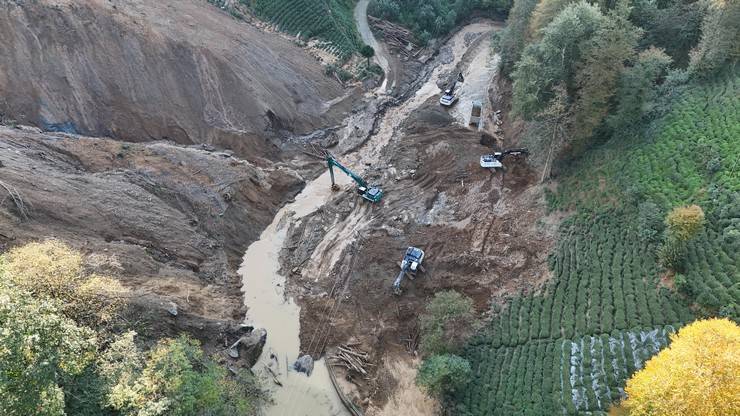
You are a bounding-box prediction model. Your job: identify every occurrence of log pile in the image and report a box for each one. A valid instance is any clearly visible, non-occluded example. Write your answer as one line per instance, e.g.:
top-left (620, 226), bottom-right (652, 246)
top-left (329, 343), bottom-right (373, 377)
top-left (368, 16), bottom-right (423, 57)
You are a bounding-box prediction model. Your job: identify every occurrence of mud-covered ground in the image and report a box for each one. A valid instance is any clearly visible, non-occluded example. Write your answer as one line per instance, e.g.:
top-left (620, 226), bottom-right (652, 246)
top-left (274, 23), bottom-right (563, 414)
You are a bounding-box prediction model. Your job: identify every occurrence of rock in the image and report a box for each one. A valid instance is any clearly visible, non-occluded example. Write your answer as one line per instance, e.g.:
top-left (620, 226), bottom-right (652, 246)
top-left (238, 328), bottom-right (267, 367)
top-left (293, 354), bottom-right (314, 376)
top-left (165, 301), bottom-right (178, 316)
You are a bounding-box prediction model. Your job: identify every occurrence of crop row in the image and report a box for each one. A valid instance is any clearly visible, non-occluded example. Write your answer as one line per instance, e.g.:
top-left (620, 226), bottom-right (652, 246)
top-left (473, 214), bottom-right (692, 351)
top-left (251, 0), bottom-right (360, 59)
top-left (458, 212), bottom-right (693, 415)
top-left (456, 326), bottom-right (674, 416)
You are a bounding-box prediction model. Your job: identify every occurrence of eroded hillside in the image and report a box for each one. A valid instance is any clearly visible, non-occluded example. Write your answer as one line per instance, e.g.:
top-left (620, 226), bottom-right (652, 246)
top-left (0, 0), bottom-right (352, 158)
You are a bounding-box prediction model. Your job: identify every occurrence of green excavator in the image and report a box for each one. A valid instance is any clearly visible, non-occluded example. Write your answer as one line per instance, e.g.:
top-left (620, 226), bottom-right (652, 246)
top-left (326, 155), bottom-right (383, 203)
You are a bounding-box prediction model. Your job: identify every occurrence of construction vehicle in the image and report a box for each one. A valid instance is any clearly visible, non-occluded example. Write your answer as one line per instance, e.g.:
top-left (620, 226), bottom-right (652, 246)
top-left (470, 101), bottom-right (482, 127)
top-left (439, 81), bottom-right (458, 106)
top-left (392, 247), bottom-right (425, 295)
top-left (326, 155), bottom-right (383, 203)
top-left (480, 148), bottom-right (530, 170)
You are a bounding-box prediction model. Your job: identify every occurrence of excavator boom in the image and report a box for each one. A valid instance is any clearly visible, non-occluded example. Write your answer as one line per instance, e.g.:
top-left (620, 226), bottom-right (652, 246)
top-left (326, 156), bottom-right (383, 203)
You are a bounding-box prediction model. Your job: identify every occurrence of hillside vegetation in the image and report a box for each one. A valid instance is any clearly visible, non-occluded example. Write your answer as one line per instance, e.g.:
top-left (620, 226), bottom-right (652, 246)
top-left (369, 0), bottom-right (512, 42)
top-left (249, 0), bottom-right (362, 59)
top-left (0, 241), bottom-right (266, 416)
top-left (438, 0), bottom-right (739, 414)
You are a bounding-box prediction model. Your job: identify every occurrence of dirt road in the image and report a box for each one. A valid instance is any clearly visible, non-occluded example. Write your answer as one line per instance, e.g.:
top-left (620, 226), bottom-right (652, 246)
top-left (354, 0), bottom-right (393, 93)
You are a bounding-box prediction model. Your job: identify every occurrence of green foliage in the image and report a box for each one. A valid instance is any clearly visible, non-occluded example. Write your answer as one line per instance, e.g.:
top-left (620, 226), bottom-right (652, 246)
top-left (497, 0), bottom-right (539, 75)
top-left (629, 0), bottom-right (705, 67)
top-left (637, 201), bottom-right (665, 243)
top-left (688, 0), bottom-right (740, 77)
top-left (0, 243), bottom-right (265, 415)
top-left (420, 291), bottom-right (477, 355)
top-left (100, 333), bottom-right (262, 416)
top-left (3, 240), bottom-right (127, 328)
top-left (359, 44), bottom-right (375, 66)
top-left (325, 63), bottom-right (354, 82)
top-left (368, 0), bottom-right (512, 40)
top-left (450, 213), bottom-right (692, 414)
top-left (607, 47), bottom-right (673, 132)
top-left (512, 1), bottom-right (606, 118)
top-left (250, 0), bottom-right (361, 59)
top-left (416, 354), bottom-right (472, 397)
top-left (0, 282), bottom-right (97, 416)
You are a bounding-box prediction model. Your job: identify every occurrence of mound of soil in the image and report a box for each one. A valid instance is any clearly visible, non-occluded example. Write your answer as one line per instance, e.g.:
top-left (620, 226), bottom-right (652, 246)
top-left (0, 125), bottom-right (303, 350)
top-left (0, 0), bottom-right (352, 159)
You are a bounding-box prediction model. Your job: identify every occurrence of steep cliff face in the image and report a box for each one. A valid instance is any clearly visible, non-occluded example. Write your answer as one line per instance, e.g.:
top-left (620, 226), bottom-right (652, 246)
top-left (0, 0), bottom-right (349, 158)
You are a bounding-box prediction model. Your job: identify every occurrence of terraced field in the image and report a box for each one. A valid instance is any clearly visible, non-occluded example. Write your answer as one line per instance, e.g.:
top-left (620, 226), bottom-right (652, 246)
top-left (452, 72), bottom-right (739, 415)
top-left (251, 0), bottom-right (361, 59)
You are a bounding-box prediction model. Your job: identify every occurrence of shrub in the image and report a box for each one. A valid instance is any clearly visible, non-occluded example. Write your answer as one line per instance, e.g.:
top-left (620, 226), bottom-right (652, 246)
top-left (637, 201), bottom-right (664, 242)
top-left (100, 333), bottom-right (264, 416)
top-left (0, 282), bottom-right (98, 416)
top-left (416, 354), bottom-right (471, 397)
top-left (673, 273), bottom-right (693, 296)
top-left (419, 290), bottom-right (477, 355)
top-left (3, 240), bottom-right (127, 326)
top-left (665, 205), bottom-right (705, 242)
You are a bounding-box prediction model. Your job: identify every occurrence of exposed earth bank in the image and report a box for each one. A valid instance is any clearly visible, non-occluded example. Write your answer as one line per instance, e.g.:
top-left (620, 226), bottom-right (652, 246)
top-left (0, 0), bottom-right (353, 159)
top-left (0, 125), bottom-right (304, 353)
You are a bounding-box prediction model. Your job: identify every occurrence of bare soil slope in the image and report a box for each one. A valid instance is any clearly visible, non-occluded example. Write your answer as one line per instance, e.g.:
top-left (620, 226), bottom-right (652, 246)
top-left (0, 0), bottom-right (349, 158)
top-left (0, 125), bottom-right (302, 349)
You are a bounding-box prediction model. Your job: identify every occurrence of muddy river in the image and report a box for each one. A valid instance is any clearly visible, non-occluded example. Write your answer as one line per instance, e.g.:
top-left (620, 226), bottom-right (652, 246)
top-left (239, 21), bottom-right (501, 416)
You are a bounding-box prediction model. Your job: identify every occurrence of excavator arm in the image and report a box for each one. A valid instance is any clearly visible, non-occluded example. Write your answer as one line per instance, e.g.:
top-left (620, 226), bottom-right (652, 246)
top-left (327, 157), bottom-right (368, 189)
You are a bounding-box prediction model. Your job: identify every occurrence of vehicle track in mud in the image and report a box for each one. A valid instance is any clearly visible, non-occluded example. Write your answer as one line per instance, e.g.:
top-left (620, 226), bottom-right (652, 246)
top-left (266, 21), bottom-right (564, 415)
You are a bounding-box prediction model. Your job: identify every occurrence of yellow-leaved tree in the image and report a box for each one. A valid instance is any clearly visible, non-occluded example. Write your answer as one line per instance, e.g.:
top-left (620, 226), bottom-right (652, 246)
top-left (618, 318), bottom-right (740, 416)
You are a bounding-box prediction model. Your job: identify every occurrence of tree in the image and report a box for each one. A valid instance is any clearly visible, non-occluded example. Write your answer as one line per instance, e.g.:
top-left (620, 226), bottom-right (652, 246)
top-left (3, 240), bottom-right (126, 327)
top-left (666, 204), bottom-right (705, 242)
top-left (419, 290), bottom-right (477, 355)
top-left (359, 45), bottom-right (375, 67)
top-left (416, 354), bottom-right (472, 397)
top-left (689, 0), bottom-right (740, 76)
top-left (571, 0), bottom-right (642, 148)
top-left (100, 333), bottom-right (263, 416)
top-left (618, 318), bottom-right (740, 416)
top-left (498, 0), bottom-right (540, 75)
top-left (0, 282), bottom-right (98, 416)
top-left (512, 1), bottom-right (606, 118)
top-left (528, 0), bottom-right (574, 38)
top-left (608, 47), bottom-right (673, 131)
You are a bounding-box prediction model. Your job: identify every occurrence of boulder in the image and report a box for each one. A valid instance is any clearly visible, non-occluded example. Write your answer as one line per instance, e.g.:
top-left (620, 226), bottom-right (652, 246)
top-left (293, 354), bottom-right (314, 376)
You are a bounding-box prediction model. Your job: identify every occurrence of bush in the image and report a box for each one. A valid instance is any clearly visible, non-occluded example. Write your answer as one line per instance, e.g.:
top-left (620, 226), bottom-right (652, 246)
top-left (659, 236), bottom-right (686, 270)
top-left (673, 273), bottom-right (693, 296)
top-left (0, 282), bottom-right (98, 416)
top-left (665, 205), bottom-right (705, 242)
top-left (416, 354), bottom-right (471, 397)
top-left (637, 201), bottom-right (664, 242)
top-left (100, 333), bottom-right (264, 416)
top-left (3, 240), bottom-right (127, 327)
top-left (419, 290), bottom-right (477, 355)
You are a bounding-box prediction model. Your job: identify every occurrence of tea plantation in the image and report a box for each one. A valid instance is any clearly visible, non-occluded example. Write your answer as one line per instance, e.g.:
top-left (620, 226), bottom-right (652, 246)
top-left (451, 72), bottom-right (739, 415)
top-left (251, 0), bottom-right (361, 59)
